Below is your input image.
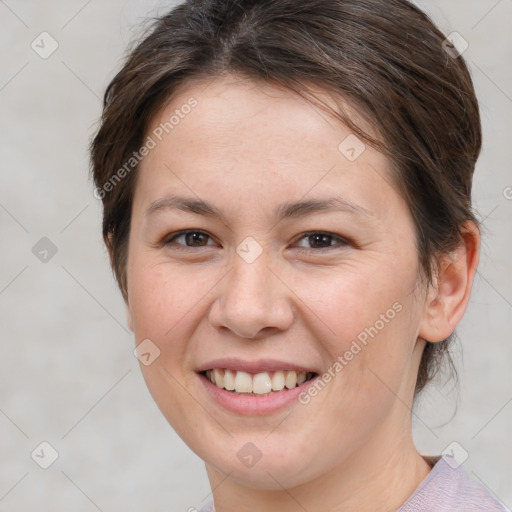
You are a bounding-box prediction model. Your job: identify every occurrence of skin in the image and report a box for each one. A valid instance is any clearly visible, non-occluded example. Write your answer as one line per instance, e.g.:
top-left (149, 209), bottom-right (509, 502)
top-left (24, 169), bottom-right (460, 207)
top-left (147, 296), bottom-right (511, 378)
top-left (123, 74), bottom-right (480, 512)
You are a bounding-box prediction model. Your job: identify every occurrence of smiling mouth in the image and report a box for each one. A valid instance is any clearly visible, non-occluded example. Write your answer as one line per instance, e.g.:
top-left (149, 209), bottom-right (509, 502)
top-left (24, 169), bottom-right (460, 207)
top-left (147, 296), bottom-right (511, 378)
top-left (201, 369), bottom-right (318, 395)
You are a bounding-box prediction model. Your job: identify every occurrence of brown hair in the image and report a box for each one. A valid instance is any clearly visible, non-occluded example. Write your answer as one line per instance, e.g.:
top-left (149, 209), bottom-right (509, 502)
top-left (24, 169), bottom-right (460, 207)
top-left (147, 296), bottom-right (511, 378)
top-left (90, 0), bottom-right (481, 395)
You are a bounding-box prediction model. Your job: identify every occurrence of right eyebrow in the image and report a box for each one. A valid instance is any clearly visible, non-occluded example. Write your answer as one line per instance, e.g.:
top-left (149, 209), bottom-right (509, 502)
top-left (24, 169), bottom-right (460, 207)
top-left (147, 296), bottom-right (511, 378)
top-left (146, 194), bottom-right (226, 219)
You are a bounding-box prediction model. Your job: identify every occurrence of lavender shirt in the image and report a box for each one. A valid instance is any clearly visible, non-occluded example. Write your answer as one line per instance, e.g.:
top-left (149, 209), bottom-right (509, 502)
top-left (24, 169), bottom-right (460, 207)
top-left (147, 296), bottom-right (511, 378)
top-left (197, 455), bottom-right (508, 512)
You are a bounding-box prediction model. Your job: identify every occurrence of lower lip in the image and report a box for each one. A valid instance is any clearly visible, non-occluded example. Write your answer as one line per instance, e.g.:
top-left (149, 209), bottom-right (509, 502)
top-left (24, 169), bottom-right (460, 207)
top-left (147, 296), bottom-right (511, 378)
top-left (198, 372), bottom-right (318, 415)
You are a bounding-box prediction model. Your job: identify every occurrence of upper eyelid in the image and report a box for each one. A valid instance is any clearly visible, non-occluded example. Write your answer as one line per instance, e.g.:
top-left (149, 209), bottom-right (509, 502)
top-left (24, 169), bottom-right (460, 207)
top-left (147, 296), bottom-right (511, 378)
top-left (164, 229), bottom-right (216, 245)
top-left (294, 232), bottom-right (350, 249)
top-left (296, 231), bottom-right (347, 241)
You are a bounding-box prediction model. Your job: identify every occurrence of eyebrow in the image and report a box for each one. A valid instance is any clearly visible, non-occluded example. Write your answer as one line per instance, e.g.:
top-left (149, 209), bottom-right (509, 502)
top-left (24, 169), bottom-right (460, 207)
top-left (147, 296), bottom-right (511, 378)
top-left (145, 194), bottom-right (374, 221)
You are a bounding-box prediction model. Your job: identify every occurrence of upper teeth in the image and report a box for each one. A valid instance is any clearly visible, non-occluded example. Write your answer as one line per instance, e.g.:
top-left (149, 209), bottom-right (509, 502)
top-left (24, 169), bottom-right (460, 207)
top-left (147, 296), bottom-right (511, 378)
top-left (205, 369), bottom-right (311, 394)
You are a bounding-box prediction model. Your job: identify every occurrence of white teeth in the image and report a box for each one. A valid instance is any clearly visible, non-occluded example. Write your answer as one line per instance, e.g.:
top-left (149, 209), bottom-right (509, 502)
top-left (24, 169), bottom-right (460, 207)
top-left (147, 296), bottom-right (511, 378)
top-left (285, 371), bottom-right (297, 389)
top-left (213, 368), bottom-right (224, 388)
top-left (234, 371), bottom-right (253, 393)
top-left (271, 370), bottom-right (285, 391)
top-left (205, 369), bottom-right (314, 394)
top-left (223, 369), bottom-right (235, 391)
top-left (253, 372), bottom-right (272, 394)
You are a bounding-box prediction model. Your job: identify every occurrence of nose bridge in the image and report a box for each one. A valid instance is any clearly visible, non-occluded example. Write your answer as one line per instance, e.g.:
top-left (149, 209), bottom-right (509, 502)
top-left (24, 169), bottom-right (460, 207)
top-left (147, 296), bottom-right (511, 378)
top-left (231, 248), bottom-right (272, 300)
top-left (208, 243), bottom-right (294, 339)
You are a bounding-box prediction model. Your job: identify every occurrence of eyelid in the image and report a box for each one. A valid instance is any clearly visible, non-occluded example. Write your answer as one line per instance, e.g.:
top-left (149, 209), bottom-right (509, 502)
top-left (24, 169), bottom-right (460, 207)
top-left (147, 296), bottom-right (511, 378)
top-left (161, 229), bottom-right (351, 251)
top-left (293, 231), bottom-right (350, 250)
top-left (162, 229), bottom-right (218, 248)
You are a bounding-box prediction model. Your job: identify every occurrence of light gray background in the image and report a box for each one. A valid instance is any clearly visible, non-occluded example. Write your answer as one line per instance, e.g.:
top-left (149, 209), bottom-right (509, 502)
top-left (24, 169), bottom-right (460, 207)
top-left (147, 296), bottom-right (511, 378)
top-left (0, 1), bottom-right (511, 511)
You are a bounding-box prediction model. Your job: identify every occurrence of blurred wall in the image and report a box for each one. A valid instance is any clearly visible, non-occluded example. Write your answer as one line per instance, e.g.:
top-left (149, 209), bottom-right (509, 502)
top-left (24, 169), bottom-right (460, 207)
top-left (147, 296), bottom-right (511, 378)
top-left (1, 1), bottom-right (511, 510)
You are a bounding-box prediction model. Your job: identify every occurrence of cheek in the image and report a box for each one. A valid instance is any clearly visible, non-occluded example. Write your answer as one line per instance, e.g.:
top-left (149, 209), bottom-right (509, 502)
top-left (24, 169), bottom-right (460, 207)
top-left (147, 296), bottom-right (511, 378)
top-left (126, 258), bottom-right (216, 440)
top-left (295, 261), bottom-right (408, 345)
top-left (127, 258), bottom-right (206, 351)
top-left (295, 259), bottom-right (421, 395)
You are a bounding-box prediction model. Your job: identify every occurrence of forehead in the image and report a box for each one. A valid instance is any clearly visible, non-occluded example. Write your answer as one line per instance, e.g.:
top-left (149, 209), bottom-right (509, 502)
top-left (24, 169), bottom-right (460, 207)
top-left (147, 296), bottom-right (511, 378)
top-left (147, 74), bottom-right (380, 154)
top-left (135, 75), bottom-right (401, 221)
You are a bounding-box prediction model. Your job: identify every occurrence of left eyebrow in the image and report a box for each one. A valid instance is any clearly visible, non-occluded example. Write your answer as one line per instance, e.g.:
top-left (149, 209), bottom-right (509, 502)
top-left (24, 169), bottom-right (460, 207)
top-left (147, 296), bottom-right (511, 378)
top-left (145, 194), bottom-right (375, 220)
top-left (275, 196), bottom-right (375, 220)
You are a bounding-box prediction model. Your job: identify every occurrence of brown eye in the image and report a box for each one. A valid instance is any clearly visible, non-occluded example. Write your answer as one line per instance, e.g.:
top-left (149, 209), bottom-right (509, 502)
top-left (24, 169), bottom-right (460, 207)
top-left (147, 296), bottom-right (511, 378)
top-left (295, 232), bottom-right (349, 251)
top-left (165, 230), bottom-right (215, 248)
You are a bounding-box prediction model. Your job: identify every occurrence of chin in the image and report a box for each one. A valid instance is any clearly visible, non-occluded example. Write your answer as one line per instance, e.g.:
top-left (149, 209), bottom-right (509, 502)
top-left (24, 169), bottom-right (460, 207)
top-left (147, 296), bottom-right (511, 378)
top-left (195, 432), bottom-right (328, 490)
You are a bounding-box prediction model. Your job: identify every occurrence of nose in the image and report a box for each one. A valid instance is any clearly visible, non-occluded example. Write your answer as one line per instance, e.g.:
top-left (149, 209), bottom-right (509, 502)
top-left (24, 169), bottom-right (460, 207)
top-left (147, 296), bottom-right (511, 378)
top-left (208, 250), bottom-right (295, 340)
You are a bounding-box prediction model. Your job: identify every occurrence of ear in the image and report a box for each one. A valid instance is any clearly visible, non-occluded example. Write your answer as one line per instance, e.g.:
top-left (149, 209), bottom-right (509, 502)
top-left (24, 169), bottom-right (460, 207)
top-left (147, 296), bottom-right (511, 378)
top-left (418, 221), bottom-right (480, 343)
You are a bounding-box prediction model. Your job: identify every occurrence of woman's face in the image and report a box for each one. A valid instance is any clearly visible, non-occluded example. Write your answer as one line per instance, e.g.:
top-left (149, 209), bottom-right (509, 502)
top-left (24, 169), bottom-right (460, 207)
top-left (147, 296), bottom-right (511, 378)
top-left (126, 75), bottom-right (428, 489)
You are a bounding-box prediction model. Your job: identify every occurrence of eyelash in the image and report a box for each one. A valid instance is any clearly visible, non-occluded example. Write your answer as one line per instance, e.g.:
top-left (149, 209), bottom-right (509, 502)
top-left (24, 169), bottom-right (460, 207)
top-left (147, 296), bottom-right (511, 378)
top-left (162, 230), bottom-right (350, 252)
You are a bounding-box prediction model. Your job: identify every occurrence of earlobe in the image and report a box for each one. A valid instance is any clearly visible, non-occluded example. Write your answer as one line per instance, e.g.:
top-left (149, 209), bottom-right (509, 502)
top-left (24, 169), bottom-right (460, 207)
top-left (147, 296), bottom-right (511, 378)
top-left (418, 221), bottom-right (480, 343)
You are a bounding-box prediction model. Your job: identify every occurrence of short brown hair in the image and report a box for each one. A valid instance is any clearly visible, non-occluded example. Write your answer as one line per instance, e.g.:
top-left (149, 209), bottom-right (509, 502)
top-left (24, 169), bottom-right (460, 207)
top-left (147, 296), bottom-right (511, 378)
top-left (90, 0), bottom-right (481, 395)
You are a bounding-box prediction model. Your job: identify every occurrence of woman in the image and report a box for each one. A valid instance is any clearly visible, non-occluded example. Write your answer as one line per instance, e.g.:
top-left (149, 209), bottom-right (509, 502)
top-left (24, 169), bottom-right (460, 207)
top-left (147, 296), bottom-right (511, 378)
top-left (90, 0), bottom-right (507, 510)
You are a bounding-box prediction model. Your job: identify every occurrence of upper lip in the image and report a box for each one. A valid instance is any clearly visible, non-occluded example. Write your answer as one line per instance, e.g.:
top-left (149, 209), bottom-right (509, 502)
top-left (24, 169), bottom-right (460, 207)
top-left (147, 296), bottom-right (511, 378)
top-left (196, 357), bottom-right (319, 375)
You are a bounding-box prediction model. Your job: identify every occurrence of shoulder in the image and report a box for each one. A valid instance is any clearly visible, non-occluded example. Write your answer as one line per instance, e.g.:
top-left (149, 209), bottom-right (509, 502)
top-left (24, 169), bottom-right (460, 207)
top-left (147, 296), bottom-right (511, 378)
top-left (397, 455), bottom-right (509, 512)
